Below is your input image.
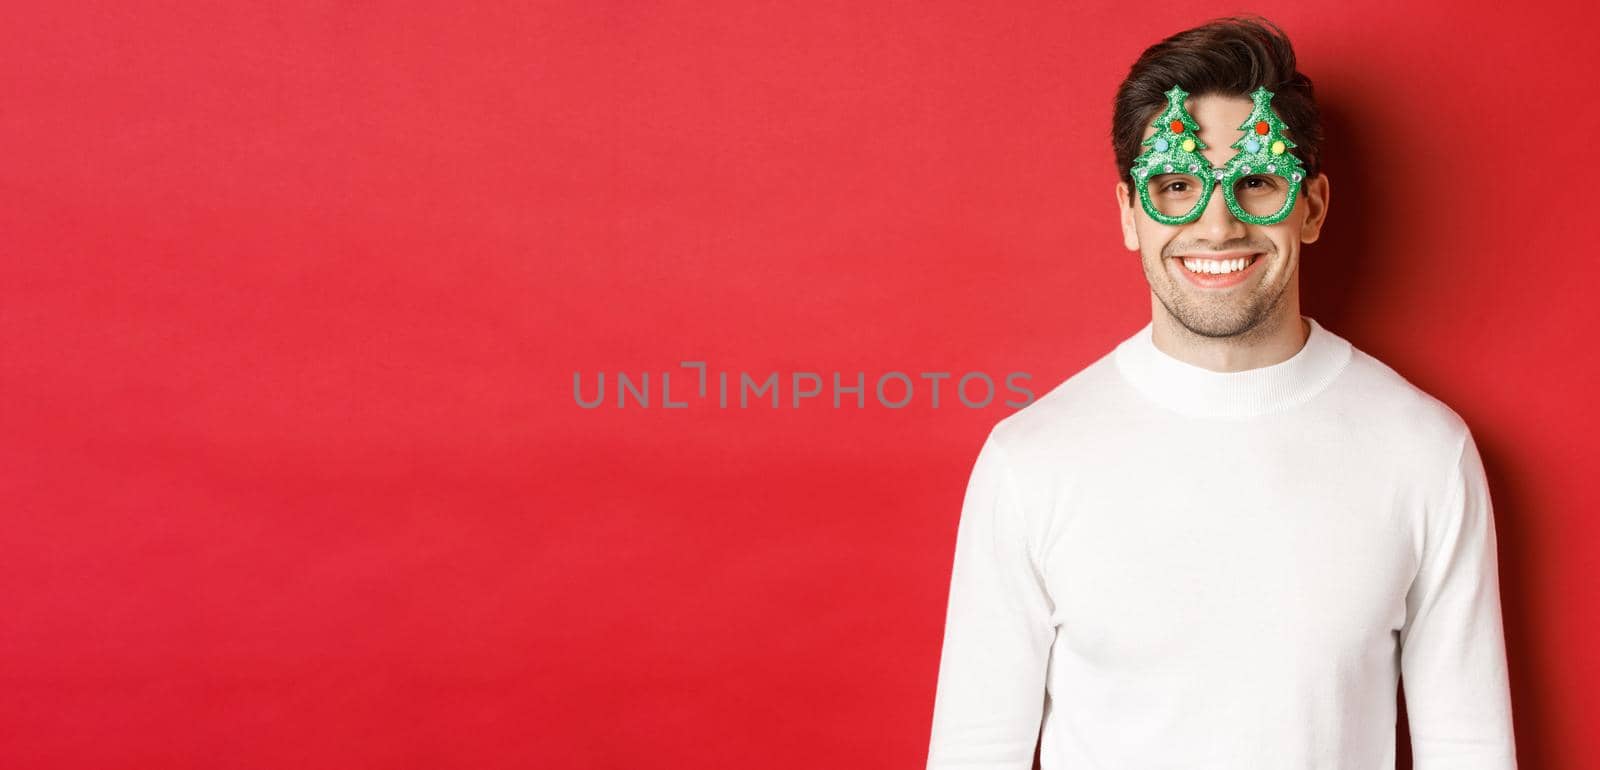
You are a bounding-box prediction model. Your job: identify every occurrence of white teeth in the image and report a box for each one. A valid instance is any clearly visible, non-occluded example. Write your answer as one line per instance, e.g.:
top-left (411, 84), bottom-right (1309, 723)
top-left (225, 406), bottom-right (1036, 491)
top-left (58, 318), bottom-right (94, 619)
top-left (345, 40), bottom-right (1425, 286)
top-left (1182, 255), bottom-right (1255, 274)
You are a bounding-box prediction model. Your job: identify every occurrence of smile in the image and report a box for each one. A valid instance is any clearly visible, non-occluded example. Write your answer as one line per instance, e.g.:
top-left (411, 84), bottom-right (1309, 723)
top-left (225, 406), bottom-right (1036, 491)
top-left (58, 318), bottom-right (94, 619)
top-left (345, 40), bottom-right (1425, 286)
top-left (1172, 252), bottom-right (1263, 288)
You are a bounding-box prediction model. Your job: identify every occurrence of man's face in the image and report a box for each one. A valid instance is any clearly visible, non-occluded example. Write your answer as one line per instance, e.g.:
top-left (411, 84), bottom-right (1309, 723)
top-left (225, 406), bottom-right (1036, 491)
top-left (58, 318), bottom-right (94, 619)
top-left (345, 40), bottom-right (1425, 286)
top-left (1116, 93), bottom-right (1330, 339)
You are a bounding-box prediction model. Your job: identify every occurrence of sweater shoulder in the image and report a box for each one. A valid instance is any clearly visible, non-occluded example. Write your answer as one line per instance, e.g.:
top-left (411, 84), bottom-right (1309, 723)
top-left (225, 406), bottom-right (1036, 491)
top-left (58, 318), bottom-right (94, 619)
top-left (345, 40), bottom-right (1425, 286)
top-left (985, 345), bottom-right (1130, 457)
top-left (1334, 344), bottom-right (1472, 456)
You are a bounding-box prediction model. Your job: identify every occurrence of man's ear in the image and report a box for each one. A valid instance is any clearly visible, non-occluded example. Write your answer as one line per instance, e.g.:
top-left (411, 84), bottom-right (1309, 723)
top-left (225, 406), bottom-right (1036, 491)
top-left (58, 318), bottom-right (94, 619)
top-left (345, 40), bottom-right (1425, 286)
top-left (1299, 172), bottom-right (1330, 244)
top-left (1116, 181), bottom-right (1139, 251)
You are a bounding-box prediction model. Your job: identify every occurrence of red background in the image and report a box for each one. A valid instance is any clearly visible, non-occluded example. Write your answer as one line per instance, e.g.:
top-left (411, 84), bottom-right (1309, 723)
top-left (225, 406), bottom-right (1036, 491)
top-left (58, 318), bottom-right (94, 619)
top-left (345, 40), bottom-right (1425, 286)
top-left (3, 2), bottom-right (1596, 768)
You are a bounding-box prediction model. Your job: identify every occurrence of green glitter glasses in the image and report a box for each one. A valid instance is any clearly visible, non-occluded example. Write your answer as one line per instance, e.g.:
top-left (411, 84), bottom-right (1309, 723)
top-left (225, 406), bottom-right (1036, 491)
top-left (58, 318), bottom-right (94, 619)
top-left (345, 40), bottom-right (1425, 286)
top-left (1130, 85), bottom-right (1309, 226)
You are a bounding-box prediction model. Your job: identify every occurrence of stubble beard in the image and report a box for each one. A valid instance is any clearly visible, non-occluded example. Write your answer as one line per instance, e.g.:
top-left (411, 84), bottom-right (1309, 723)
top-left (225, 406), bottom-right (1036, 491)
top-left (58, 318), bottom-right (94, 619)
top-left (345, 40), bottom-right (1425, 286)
top-left (1144, 252), bottom-right (1289, 340)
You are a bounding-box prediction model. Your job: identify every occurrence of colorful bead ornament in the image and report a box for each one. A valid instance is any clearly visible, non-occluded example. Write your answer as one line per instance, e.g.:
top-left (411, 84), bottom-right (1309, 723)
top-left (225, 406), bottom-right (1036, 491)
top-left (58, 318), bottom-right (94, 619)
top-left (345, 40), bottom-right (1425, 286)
top-left (1129, 84), bottom-right (1309, 226)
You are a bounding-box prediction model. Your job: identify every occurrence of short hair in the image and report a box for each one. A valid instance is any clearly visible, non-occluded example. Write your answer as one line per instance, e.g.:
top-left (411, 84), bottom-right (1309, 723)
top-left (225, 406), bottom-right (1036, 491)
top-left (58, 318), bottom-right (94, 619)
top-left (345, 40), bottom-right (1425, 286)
top-left (1111, 15), bottom-right (1324, 203)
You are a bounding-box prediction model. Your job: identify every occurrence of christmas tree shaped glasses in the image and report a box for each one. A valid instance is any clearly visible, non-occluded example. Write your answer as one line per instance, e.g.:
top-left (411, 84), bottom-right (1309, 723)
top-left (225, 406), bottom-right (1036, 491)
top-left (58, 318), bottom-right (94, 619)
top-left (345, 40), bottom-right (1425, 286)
top-left (1130, 85), bottom-right (1308, 226)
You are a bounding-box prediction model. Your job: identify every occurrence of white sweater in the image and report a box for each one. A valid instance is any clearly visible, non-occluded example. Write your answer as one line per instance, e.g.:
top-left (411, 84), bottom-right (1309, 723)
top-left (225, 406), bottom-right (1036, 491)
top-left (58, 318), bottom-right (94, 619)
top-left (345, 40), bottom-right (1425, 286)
top-left (926, 316), bottom-right (1517, 769)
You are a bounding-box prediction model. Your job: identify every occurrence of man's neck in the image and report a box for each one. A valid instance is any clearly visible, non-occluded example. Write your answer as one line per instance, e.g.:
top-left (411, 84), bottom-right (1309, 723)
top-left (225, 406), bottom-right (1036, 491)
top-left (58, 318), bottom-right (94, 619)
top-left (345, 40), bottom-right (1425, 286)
top-left (1149, 310), bottom-right (1310, 373)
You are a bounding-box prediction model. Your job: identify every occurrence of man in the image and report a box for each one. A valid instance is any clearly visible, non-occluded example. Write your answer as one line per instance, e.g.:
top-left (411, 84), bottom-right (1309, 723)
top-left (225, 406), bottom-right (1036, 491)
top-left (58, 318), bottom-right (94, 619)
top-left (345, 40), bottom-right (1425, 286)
top-left (925, 16), bottom-right (1518, 770)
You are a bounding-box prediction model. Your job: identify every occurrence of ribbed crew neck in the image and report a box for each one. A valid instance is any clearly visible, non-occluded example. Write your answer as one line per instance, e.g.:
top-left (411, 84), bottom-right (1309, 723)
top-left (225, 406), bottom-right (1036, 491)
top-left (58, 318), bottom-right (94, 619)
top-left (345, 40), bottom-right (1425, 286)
top-left (1113, 315), bottom-right (1353, 419)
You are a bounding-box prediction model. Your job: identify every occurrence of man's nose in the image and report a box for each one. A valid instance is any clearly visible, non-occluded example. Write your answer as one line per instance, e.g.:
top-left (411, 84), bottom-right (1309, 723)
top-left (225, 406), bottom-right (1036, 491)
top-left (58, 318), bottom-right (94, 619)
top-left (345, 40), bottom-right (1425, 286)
top-left (1192, 180), bottom-right (1247, 240)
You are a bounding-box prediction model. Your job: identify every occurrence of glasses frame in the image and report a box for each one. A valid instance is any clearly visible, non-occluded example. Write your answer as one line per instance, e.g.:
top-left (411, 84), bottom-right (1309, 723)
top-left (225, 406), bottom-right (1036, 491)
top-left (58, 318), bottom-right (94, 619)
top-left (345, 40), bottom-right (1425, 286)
top-left (1136, 160), bottom-right (1303, 227)
top-left (1130, 86), bottom-right (1307, 227)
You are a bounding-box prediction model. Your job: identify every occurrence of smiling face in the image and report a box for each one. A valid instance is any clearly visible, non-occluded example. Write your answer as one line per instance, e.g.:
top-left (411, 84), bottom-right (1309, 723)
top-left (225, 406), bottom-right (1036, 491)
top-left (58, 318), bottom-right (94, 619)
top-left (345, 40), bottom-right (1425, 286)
top-left (1116, 92), bottom-right (1330, 340)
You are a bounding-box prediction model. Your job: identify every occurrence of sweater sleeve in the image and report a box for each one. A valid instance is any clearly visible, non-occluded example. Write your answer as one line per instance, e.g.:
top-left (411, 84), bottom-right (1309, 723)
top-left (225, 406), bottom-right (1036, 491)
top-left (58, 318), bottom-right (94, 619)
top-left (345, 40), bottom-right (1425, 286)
top-left (926, 432), bottom-right (1057, 770)
top-left (1400, 427), bottom-right (1518, 769)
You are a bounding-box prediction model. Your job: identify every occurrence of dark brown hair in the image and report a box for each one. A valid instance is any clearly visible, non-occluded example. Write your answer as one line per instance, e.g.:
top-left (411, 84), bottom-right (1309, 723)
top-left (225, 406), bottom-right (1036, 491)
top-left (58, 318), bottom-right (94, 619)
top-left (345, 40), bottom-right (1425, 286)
top-left (1112, 15), bottom-right (1323, 202)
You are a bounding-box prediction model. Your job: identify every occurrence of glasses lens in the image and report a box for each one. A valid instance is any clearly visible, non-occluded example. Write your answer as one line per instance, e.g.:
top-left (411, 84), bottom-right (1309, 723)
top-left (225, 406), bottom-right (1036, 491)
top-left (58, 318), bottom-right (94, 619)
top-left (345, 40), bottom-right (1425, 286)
top-left (1146, 173), bottom-right (1208, 220)
top-left (1231, 172), bottom-right (1292, 220)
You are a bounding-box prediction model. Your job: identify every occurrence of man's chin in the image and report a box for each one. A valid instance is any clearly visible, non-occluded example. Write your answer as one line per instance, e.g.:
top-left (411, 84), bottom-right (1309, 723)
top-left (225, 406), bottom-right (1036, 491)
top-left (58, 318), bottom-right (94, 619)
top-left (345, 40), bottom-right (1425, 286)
top-left (1161, 294), bottom-right (1273, 337)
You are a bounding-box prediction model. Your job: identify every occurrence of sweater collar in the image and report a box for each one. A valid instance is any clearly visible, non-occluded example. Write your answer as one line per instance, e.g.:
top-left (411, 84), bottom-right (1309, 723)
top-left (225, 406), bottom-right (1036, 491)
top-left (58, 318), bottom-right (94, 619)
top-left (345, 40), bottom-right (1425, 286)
top-left (1113, 315), bottom-right (1353, 419)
